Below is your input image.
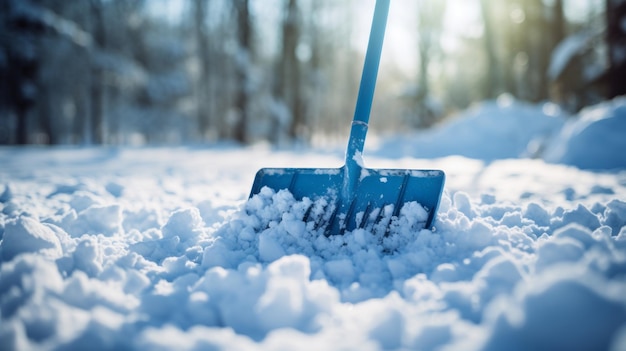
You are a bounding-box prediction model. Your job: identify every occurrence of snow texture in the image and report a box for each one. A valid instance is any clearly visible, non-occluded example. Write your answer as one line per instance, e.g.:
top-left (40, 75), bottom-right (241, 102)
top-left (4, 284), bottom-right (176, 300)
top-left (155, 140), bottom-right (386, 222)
top-left (1, 98), bottom-right (626, 350)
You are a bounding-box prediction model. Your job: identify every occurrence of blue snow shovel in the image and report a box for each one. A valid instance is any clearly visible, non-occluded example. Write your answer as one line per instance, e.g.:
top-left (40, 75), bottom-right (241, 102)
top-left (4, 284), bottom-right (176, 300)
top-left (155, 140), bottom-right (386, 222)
top-left (249, 0), bottom-right (445, 234)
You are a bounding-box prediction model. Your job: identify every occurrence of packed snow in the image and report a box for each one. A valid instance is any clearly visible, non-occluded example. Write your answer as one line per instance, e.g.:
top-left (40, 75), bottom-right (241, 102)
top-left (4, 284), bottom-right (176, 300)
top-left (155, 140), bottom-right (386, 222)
top-left (1, 97), bottom-right (626, 350)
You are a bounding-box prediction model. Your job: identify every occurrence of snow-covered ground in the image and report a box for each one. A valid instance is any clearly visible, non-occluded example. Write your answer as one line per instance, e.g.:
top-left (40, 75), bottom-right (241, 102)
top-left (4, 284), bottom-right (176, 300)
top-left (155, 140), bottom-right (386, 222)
top-left (1, 97), bottom-right (626, 350)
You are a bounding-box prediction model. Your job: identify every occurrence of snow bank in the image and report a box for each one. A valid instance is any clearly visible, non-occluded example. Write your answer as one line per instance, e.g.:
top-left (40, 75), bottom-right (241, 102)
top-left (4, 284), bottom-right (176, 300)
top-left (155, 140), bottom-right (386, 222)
top-left (374, 95), bottom-right (566, 161)
top-left (1, 146), bottom-right (625, 350)
top-left (375, 95), bottom-right (626, 171)
top-left (544, 97), bottom-right (626, 170)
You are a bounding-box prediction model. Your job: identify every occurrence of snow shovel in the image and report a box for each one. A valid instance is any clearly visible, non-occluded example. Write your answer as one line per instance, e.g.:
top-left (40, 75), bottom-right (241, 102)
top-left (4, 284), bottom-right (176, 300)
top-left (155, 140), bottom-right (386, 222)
top-left (249, 0), bottom-right (445, 234)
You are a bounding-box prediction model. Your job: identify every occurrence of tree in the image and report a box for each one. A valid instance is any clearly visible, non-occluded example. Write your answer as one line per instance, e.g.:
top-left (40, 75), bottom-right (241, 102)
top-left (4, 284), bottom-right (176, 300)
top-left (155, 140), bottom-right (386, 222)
top-left (522, 0), bottom-right (558, 102)
top-left (607, 0), bottom-right (626, 98)
top-left (480, 0), bottom-right (501, 99)
top-left (233, 0), bottom-right (251, 143)
top-left (0, 0), bottom-right (47, 144)
top-left (90, 0), bottom-right (105, 144)
top-left (192, 0), bottom-right (211, 141)
top-left (273, 0), bottom-right (304, 142)
top-left (413, 0), bottom-right (446, 128)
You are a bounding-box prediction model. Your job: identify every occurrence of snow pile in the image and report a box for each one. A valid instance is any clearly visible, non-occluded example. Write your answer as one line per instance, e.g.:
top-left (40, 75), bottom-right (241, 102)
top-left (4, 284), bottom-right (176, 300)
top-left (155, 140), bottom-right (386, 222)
top-left (374, 95), bottom-right (567, 161)
top-left (376, 96), bottom-right (626, 171)
top-left (547, 30), bottom-right (595, 80)
top-left (1, 217), bottom-right (62, 261)
top-left (544, 97), bottom-right (626, 170)
top-left (1, 146), bottom-right (626, 350)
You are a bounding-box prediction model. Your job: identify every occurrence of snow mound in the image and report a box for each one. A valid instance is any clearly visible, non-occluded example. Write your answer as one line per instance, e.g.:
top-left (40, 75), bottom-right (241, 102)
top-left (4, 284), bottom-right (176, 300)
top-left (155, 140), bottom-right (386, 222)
top-left (374, 95), bottom-right (566, 161)
top-left (544, 97), bottom-right (626, 170)
top-left (0, 216), bottom-right (62, 262)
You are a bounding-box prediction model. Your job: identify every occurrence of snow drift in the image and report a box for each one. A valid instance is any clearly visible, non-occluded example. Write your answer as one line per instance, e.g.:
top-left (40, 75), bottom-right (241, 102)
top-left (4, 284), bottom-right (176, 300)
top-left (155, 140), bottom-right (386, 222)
top-left (544, 97), bottom-right (626, 170)
top-left (376, 95), bottom-right (626, 170)
top-left (374, 95), bottom-right (567, 161)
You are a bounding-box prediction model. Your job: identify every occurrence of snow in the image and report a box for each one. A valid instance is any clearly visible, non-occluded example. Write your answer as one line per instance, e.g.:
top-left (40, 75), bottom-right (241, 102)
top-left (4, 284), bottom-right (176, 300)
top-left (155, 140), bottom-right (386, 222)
top-left (1, 97), bottom-right (626, 350)
top-left (548, 31), bottom-right (593, 81)
top-left (544, 97), bottom-right (626, 170)
top-left (374, 94), bottom-right (567, 161)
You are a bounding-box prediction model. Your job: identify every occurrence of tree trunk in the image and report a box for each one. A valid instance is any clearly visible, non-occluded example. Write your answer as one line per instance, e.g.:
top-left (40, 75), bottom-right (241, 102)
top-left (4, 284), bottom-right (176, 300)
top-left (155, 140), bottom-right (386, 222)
top-left (552, 0), bottom-right (565, 48)
top-left (274, 0), bottom-right (304, 141)
top-left (7, 2), bottom-right (43, 145)
top-left (607, 0), bottom-right (626, 98)
top-left (12, 66), bottom-right (33, 145)
top-left (480, 0), bottom-right (500, 99)
top-left (193, 0), bottom-right (212, 141)
top-left (16, 105), bottom-right (29, 145)
top-left (233, 0), bottom-right (250, 144)
top-left (415, 0), bottom-right (446, 127)
top-left (525, 0), bottom-right (552, 101)
top-left (90, 0), bottom-right (106, 144)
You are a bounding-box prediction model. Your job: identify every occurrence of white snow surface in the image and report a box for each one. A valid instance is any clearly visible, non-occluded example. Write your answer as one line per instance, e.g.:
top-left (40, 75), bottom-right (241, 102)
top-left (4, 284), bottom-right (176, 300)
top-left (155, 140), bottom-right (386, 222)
top-left (1, 98), bottom-right (626, 350)
top-left (374, 95), bottom-right (568, 162)
top-left (543, 97), bottom-right (626, 170)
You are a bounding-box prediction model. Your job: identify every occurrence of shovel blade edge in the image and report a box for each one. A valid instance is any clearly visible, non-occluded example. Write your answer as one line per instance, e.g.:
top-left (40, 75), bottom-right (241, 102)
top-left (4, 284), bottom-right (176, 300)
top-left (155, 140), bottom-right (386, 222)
top-left (250, 167), bottom-right (344, 201)
top-left (249, 167), bottom-right (445, 232)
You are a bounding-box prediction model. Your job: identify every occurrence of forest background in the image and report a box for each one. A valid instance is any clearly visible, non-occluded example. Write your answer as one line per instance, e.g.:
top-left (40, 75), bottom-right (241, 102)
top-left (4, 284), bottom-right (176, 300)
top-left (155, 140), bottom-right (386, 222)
top-left (1, 0), bottom-right (624, 146)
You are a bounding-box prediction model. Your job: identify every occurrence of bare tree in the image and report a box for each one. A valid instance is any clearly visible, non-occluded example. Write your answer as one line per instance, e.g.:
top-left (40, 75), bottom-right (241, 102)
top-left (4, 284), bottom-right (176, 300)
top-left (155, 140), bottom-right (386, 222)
top-left (414, 0), bottom-right (446, 128)
top-left (90, 0), bottom-right (105, 144)
top-left (193, 0), bottom-right (211, 141)
top-left (1, 0), bottom-right (46, 144)
top-left (480, 0), bottom-right (501, 98)
top-left (607, 0), bottom-right (626, 98)
top-left (273, 0), bottom-right (304, 142)
top-left (522, 0), bottom-right (553, 101)
top-left (233, 0), bottom-right (251, 143)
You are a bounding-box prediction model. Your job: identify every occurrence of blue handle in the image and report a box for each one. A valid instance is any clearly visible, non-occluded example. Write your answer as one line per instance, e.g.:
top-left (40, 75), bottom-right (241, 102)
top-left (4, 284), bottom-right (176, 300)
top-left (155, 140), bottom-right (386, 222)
top-left (345, 0), bottom-right (390, 166)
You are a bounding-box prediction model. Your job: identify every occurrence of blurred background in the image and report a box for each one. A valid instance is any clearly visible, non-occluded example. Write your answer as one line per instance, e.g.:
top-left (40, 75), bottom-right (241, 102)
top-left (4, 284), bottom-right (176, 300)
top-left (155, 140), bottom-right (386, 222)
top-left (0, 0), bottom-right (624, 146)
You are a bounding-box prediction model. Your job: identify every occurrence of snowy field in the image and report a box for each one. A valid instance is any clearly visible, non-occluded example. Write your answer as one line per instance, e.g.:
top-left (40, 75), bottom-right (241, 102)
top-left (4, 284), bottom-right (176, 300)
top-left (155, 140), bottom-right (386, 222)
top-left (1, 97), bottom-right (626, 350)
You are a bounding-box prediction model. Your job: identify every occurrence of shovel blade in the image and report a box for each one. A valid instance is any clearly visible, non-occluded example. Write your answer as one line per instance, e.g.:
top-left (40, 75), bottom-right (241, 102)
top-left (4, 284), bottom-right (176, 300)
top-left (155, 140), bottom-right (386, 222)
top-left (250, 167), bottom-right (445, 233)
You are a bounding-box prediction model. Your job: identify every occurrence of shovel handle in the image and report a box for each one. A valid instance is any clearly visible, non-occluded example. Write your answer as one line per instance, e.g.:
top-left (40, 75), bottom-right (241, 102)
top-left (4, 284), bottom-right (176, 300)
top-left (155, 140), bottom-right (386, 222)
top-left (346, 0), bottom-right (390, 166)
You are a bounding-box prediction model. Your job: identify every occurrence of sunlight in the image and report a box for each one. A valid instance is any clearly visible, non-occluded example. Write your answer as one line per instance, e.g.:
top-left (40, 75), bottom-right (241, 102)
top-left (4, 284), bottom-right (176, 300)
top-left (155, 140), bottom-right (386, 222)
top-left (353, 0), bottom-right (483, 75)
top-left (350, 0), bottom-right (486, 73)
top-left (563, 0), bottom-right (604, 22)
top-left (351, 0), bottom-right (418, 75)
top-left (386, 0), bottom-right (420, 75)
top-left (145, 0), bottom-right (185, 24)
top-left (441, 0), bottom-right (483, 53)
